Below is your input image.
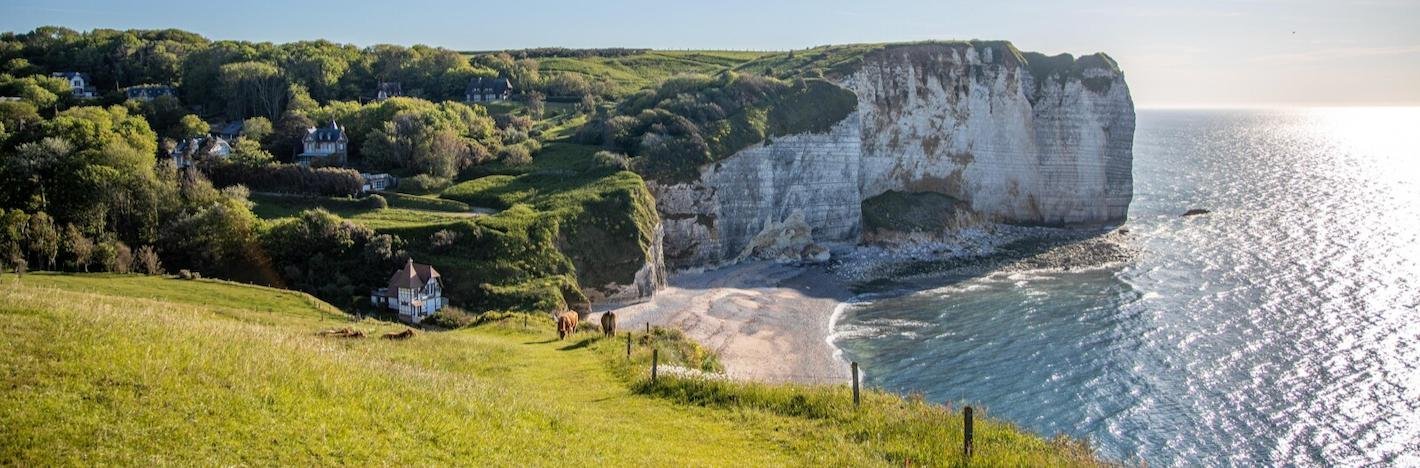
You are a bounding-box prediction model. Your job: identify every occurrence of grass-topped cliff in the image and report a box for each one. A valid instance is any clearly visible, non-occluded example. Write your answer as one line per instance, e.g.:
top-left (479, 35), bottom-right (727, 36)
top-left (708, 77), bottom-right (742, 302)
top-left (249, 142), bottom-right (660, 312)
top-left (0, 273), bottom-right (1101, 466)
top-left (573, 71), bottom-right (858, 183)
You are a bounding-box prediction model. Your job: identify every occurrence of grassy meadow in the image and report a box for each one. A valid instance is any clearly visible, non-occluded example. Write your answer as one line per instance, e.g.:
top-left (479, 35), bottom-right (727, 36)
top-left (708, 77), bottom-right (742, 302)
top-left (0, 273), bottom-right (1100, 466)
top-left (521, 50), bottom-right (774, 96)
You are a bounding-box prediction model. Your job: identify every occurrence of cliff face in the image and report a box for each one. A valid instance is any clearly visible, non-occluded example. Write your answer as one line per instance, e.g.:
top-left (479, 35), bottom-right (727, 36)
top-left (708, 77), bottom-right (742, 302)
top-left (846, 43), bottom-right (1135, 225)
top-left (648, 42), bottom-right (1135, 269)
top-left (650, 115), bottom-right (862, 268)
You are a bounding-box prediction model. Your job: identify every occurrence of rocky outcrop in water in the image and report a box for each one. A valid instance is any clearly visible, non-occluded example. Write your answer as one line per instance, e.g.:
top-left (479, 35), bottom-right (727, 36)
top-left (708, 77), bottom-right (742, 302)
top-left (648, 42), bottom-right (1135, 269)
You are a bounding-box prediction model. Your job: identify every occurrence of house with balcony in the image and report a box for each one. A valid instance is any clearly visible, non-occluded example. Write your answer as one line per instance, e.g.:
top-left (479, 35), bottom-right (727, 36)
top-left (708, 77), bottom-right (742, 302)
top-left (296, 120), bottom-right (348, 167)
top-left (371, 259), bottom-right (446, 324)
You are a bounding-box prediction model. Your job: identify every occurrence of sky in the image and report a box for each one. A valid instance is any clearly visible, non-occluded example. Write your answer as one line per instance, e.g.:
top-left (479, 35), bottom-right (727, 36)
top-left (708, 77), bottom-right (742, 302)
top-left (2, 0), bottom-right (1417, 107)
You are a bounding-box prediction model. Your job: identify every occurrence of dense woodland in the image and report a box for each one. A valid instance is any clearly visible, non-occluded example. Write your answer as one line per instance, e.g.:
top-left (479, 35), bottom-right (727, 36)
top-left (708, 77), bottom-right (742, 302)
top-left (0, 26), bottom-right (838, 312)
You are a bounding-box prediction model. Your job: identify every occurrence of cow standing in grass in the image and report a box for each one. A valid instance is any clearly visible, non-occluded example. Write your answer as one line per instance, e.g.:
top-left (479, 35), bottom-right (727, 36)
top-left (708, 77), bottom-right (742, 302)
top-left (556, 311), bottom-right (578, 340)
top-left (600, 312), bottom-right (616, 337)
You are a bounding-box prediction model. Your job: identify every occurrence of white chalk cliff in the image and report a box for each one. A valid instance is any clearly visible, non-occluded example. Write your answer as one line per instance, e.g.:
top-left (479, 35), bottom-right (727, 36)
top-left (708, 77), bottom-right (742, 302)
top-left (649, 42), bottom-right (1136, 269)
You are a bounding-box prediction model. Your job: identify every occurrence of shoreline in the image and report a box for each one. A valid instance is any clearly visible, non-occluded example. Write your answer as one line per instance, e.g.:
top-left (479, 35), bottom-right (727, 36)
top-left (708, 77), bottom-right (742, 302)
top-left (605, 225), bottom-right (1135, 385)
top-left (605, 261), bottom-right (855, 384)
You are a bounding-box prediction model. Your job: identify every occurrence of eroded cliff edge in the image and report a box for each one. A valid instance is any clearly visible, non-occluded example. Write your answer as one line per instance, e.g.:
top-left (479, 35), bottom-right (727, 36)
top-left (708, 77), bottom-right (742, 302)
top-left (649, 41), bottom-right (1136, 269)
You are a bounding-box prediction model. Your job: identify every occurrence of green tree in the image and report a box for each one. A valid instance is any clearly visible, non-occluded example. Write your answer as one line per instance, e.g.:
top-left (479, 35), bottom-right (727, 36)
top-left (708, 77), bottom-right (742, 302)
top-left (176, 114), bottom-right (209, 139)
top-left (527, 91), bottom-right (546, 119)
top-left (17, 80), bottom-right (59, 111)
top-left (65, 224), bottom-right (95, 272)
top-left (229, 138), bottom-right (274, 167)
top-left (0, 209), bottom-right (30, 269)
top-left (219, 61), bottom-right (288, 120)
top-left (26, 211), bottom-right (59, 270)
top-left (0, 101), bottom-right (40, 133)
top-left (241, 116), bottom-right (273, 142)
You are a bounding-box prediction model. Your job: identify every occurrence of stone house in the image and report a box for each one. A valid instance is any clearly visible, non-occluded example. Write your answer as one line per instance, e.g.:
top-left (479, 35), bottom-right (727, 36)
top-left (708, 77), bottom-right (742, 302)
top-left (371, 259), bottom-right (446, 323)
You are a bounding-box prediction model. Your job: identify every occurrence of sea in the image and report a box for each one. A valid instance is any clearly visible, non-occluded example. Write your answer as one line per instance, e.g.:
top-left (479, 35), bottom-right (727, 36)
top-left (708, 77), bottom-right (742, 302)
top-left (831, 108), bottom-right (1420, 466)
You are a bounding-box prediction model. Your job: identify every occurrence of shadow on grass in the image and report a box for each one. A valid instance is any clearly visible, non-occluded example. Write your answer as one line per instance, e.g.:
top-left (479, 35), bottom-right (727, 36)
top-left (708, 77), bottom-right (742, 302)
top-left (557, 337), bottom-right (599, 351)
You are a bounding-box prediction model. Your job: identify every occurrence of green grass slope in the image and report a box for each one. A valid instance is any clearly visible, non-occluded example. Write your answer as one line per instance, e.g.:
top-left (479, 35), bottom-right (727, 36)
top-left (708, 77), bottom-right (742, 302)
top-left (533, 50), bottom-right (774, 96)
top-left (245, 143), bottom-right (660, 312)
top-left (1, 273), bottom-right (1099, 466)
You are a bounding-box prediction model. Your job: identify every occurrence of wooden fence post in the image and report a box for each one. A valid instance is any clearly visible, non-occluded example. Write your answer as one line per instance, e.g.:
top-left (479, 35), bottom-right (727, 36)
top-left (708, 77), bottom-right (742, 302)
top-left (645, 322), bottom-right (650, 334)
top-left (851, 361), bottom-right (860, 408)
top-left (963, 406), bottom-right (974, 459)
top-left (626, 331), bottom-right (632, 358)
top-left (651, 349), bottom-right (659, 382)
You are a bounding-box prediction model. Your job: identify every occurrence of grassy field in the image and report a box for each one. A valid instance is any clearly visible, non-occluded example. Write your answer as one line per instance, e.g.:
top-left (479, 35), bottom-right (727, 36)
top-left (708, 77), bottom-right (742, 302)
top-left (533, 50), bottom-right (774, 96)
top-left (1, 273), bottom-right (1100, 466)
top-left (249, 193), bottom-right (479, 230)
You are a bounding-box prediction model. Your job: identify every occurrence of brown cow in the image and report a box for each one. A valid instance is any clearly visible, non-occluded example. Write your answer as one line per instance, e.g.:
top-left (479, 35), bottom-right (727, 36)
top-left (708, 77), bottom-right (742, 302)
top-left (382, 329), bottom-right (415, 340)
top-left (600, 311), bottom-right (617, 337)
top-left (556, 311), bottom-right (578, 340)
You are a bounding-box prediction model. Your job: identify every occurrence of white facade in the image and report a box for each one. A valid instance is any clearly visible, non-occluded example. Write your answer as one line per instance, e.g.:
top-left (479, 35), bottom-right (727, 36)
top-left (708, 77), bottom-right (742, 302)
top-left (371, 280), bottom-right (445, 322)
top-left (371, 260), bottom-right (446, 324)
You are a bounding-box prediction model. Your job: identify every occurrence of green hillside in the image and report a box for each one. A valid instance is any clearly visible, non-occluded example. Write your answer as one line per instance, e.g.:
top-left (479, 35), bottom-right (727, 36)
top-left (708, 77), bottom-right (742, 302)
top-left (0, 273), bottom-right (1100, 466)
top-left (473, 50), bottom-right (774, 96)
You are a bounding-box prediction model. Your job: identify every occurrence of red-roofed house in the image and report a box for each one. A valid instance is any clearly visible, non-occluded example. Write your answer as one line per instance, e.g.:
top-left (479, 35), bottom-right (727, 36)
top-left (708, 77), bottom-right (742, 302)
top-left (371, 259), bottom-right (446, 323)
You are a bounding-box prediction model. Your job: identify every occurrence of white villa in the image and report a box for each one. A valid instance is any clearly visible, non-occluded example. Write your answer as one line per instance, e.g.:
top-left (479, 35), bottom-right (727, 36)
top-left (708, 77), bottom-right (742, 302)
top-left (296, 120), bottom-right (348, 167)
top-left (51, 72), bottom-right (97, 99)
top-left (371, 259), bottom-right (446, 323)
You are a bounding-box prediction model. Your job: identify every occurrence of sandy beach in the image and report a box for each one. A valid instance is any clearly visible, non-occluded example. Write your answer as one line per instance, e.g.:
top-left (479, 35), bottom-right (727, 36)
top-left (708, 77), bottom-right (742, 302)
top-left (605, 261), bottom-right (854, 384)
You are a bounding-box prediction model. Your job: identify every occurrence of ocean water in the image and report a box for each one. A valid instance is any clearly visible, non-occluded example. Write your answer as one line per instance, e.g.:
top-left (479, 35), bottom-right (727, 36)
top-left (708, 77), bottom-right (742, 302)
top-left (832, 108), bottom-right (1420, 466)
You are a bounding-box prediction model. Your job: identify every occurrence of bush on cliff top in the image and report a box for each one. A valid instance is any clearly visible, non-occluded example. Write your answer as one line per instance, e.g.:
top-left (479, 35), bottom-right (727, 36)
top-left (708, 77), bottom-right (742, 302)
top-left (574, 71), bottom-right (856, 183)
top-left (436, 143), bottom-right (660, 308)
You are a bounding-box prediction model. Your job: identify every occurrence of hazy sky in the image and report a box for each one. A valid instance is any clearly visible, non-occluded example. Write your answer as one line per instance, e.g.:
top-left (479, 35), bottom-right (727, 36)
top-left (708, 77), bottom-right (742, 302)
top-left (3, 0), bottom-right (1416, 107)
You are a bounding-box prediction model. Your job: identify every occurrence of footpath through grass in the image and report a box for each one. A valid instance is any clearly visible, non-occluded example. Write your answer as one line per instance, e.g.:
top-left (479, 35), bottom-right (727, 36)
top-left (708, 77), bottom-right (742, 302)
top-left (0, 273), bottom-right (1099, 466)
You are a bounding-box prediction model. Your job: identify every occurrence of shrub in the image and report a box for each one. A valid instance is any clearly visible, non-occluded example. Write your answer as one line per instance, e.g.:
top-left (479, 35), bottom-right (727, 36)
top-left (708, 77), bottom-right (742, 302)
top-left (365, 194), bottom-right (388, 209)
top-left (429, 229), bottom-right (461, 251)
top-left (593, 151), bottom-right (630, 171)
top-left (499, 144), bottom-right (532, 166)
top-left (397, 174), bottom-right (452, 195)
top-left (135, 245), bottom-right (164, 275)
top-left (205, 163), bottom-right (363, 197)
top-left (425, 307), bottom-right (477, 328)
top-left (115, 243), bottom-right (134, 274)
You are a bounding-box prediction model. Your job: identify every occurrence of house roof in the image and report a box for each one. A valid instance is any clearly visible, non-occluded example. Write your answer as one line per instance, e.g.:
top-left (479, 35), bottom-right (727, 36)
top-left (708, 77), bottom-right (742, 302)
top-left (124, 85), bottom-right (175, 99)
top-left (51, 71), bottom-right (88, 80)
top-left (467, 76), bottom-right (512, 94)
top-left (304, 120), bottom-right (347, 142)
top-left (174, 136), bottom-right (229, 157)
top-left (388, 259), bottom-right (441, 291)
top-left (212, 121), bottom-right (244, 136)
